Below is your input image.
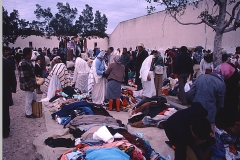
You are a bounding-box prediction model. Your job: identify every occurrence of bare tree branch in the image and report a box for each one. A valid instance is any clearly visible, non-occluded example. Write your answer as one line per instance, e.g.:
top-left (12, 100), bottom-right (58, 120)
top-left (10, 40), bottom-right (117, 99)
top-left (222, 1), bottom-right (240, 31)
top-left (169, 11), bottom-right (203, 25)
top-left (202, 19), bottom-right (217, 30)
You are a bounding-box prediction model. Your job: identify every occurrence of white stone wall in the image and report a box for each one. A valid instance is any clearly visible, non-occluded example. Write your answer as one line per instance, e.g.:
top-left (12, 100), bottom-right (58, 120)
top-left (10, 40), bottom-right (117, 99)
top-left (8, 35), bottom-right (59, 49)
top-left (109, 0), bottom-right (240, 54)
top-left (86, 37), bottom-right (109, 51)
top-left (8, 35), bottom-right (109, 51)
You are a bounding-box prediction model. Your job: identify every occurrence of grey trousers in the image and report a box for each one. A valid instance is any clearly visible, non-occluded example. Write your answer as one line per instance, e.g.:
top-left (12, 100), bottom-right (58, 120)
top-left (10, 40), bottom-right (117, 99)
top-left (178, 73), bottom-right (189, 104)
top-left (25, 90), bottom-right (37, 115)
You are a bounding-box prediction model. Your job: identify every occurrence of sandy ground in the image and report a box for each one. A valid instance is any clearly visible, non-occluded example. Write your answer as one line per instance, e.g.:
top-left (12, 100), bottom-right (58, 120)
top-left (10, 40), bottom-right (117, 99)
top-left (3, 76), bottom-right (177, 160)
top-left (2, 78), bottom-right (47, 160)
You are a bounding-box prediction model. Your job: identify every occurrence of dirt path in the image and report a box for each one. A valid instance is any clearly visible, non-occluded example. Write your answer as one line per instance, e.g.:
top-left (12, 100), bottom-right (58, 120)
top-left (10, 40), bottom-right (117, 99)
top-left (3, 75), bottom-right (47, 160)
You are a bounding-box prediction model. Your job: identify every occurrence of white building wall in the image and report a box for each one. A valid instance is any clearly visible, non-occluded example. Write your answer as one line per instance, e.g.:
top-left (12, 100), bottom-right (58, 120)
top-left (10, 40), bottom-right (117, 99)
top-left (86, 37), bottom-right (109, 51)
top-left (8, 35), bottom-right (59, 49)
top-left (109, 0), bottom-right (240, 54)
top-left (8, 36), bottom-right (109, 51)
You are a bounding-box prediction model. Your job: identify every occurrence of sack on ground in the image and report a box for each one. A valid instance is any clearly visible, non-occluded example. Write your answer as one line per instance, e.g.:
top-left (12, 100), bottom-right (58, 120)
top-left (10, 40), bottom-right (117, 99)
top-left (32, 101), bottom-right (43, 118)
top-left (36, 77), bottom-right (45, 85)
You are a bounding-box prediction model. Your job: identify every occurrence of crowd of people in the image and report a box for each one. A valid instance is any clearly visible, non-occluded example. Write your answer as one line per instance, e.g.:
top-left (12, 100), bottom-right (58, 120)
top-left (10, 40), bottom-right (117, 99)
top-left (3, 42), bottom-right (240, 159)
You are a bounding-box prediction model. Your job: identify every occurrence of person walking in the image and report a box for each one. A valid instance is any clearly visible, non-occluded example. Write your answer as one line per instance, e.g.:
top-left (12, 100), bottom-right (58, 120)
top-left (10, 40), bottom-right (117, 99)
top-left (18, 48), bottom-right (37, 118)
top-left (175, 46), bottom-right (193, 105)
top-left (121, 48), bottom-right (130, 85)
top-left (3, 47), bottom-right (17, 138)
top-left (135, 43), bottom-right (149, 90)
top-left (105, 55), bottom-right (125, 112)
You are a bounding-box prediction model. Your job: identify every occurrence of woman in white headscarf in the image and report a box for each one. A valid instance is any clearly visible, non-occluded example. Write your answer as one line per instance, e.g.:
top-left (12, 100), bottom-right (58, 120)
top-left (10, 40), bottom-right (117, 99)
top-left (140, 55), bottom-right (156, 98)
top-left (73, 57), bottom-right (90, 92)
top-left (88, 51), bottom-right (107, 105)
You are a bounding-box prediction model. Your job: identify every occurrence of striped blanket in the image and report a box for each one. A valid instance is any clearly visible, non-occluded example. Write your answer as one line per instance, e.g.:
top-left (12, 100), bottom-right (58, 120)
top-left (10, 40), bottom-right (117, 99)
top-left (44, 63), bottom-right (71, 88)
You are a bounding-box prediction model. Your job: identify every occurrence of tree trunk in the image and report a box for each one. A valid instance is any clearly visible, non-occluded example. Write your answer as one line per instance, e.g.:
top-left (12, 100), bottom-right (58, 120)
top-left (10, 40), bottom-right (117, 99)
top-left (213, 31), bottom-right (223, 67)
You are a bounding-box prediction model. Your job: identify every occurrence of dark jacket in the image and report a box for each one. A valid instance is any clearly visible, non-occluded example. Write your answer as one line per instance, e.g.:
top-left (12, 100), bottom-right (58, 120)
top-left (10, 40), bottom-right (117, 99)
top-left (135, 50), bottom-right (149, 71)
top-left (120, 53), bottom-right (130, 67)
top-left (3, 58), bottom-right (17, 106)
top-left (18, 58), bottom-right (36, 91)
top-left (35, 63), bottom-right (42, 77)
top-left (187, 73), bottom-right (226, 122)
top-left (175, 52), bottom-right (193, 75)
top-left (36, 54), bottom-right (46, 70)
top-left (164, 102), bottom-right (208, 160)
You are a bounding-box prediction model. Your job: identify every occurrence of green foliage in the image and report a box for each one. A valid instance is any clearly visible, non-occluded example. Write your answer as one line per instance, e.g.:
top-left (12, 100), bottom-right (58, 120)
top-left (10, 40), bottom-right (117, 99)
top-left (2, 7), bottom-right (30, 46)
top-left (32, 3), bottom-right (108, 38)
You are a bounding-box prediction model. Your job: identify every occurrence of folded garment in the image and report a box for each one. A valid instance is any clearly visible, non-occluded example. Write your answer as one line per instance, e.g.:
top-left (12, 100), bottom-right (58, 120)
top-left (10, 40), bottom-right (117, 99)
top-left (81, 138), bottom-right (104, 146)
top-left (86, 148), bottom-right (130, 160)
top-left (44, 137), bottom-right (75, 148)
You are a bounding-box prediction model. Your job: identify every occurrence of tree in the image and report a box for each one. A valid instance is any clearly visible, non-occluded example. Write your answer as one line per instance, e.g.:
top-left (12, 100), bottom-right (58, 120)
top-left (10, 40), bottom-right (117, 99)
top-left (32, 3), bottom-right (108, 39)
top-left (2, 7), bottom-right (29, 46)
top-left (33, 3), bottom-right (78, 36)
top-left (146, 0), bottom-right (240, 66)
top-left (93, 10), bottom-right (108, 38)
top-left (81, 4), bottom-right (94, 37)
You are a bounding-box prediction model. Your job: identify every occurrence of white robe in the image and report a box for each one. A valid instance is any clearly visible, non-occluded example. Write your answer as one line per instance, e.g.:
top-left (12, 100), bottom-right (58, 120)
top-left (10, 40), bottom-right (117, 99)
top-left (140, 55), bottom-right (156, 98)
top-left (88, 59), bottom-right (106, 104)
top-left (73, 57), bottom-right (90, 92)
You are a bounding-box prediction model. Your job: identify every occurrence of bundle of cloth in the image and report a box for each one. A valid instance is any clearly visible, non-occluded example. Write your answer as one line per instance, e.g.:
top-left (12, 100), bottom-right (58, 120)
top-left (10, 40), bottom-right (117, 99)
top-left (128, 96), bottom-right (177, 128)
top-left (44, 99), bottom-right (168, 160)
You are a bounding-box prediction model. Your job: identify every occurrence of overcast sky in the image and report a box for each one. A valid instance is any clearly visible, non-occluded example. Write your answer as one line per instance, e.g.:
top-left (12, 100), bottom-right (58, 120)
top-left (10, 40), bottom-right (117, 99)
top-left (3, 0), bottom-right (165, 34)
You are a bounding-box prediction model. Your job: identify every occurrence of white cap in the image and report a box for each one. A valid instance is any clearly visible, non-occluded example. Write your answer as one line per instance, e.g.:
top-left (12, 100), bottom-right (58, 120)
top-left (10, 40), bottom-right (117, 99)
top-left (138, 43), bottom-right (144, 48)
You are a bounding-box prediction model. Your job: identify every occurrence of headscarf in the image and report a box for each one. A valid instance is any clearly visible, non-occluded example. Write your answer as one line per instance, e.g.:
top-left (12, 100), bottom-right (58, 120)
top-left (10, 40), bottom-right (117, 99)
top-left (114, 55), bottom-right (121, 64)
top-left (97, 51), bottom-right (105, 59)
top-left (213, 62), bottom-right (235, 80)
top-left (193, 46), bottom-right (203, 64)
top-left (140, 55), bottom-right (154, 81)
top-left (154, 56), bottom-right (164, 67)
top-left (74, 57), bottom-right (90, 74)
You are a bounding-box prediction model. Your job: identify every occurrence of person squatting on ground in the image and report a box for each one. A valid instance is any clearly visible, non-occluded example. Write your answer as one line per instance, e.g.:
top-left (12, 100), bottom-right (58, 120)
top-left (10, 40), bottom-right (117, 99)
top-left (44, 62), bottom-right (71, 100)
top-left (104, 55), bottom-right (125, 112)
top-left (3, 47), bottom-right (17, 138)
top-left (164, 102), bottom-right (213, 160)
top-left (18, 48), bottom-right (37, 118)
top-left (215, 108), bottom-right (240, 156)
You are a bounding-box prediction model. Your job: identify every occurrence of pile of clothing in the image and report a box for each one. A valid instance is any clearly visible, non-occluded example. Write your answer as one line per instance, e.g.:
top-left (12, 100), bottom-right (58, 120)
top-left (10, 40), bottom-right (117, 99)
top-left (42, 89), bottom-right (171, 160)
top-left (128, 96), bottom-right (177, 128)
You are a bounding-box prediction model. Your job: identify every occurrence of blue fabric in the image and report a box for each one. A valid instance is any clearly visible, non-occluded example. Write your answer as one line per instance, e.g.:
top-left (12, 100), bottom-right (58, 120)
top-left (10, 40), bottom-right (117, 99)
top-left (81, 138), bottom-right (104, 146)
top-left (51, 101), bottom-right (93, 119)
top-left (211, 131), bottom-right (226, 159)
top-left (95, 58), bottom-right (105, 75)
top-left (60, 117), bottom-right (72, 126)
top-left (86, 148), bottom-right (130, 160)
top-left (66, 151), bottom-right (85, 160)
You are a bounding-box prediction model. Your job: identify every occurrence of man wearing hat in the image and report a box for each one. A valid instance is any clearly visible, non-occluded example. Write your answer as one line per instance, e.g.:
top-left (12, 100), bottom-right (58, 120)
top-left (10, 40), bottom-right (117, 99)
top-left (36, 48), bottom-right (46, 78)
top-left (135, 43), bottom-right (149, 90)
